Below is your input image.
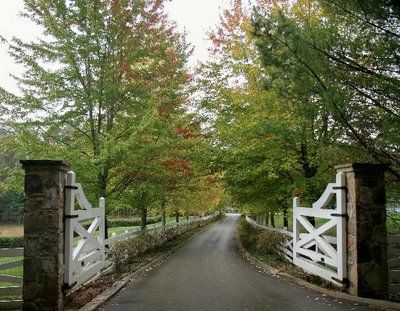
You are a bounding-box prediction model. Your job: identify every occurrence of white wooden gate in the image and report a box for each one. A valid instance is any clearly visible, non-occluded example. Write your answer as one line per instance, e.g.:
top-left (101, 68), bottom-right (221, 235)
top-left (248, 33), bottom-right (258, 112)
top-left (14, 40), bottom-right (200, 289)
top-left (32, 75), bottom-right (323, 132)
top-left (293, 172), bottom-right (347, 286)
top-left (64, 171), bottom-right (105, 288)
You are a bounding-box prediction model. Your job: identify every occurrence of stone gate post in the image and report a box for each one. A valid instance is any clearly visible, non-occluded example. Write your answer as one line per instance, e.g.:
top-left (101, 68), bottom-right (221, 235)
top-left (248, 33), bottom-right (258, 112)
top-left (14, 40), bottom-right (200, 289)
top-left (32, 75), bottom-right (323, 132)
top-left (21, 160), bottom-right (69, 311)
top-left (335, 163), bottom-right (388, 299)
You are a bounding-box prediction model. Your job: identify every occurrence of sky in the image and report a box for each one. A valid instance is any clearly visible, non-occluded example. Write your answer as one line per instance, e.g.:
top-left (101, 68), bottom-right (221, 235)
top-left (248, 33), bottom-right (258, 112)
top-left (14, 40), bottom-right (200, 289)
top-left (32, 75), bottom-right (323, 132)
top-left (0, 0), bottom-right (230, 94)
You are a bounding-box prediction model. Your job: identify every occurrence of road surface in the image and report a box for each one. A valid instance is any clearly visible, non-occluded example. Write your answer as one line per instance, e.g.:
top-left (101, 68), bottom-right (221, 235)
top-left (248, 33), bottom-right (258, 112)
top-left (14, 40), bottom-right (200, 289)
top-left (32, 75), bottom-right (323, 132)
top-left (102, 214), bottom-right (370, 311)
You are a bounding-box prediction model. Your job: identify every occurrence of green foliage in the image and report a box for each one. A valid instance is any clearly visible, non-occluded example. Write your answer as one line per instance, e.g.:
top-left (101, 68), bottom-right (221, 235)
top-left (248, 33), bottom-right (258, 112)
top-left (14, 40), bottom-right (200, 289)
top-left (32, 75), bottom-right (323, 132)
top-left (195, 0), bottom-right (399, 220)
top-left (237, 218), bottom-right (286, 260)
top-left (0, 191), bottom-right (23, 225)
top-left (109, 233), bottom-right (155, 273)
top-left (252, 0), bottom-right (400, 180)
top-left (0, 236), bottom-right (24, 248)
top-left (195, 0), bottom-right (344, 218)
top-left (0, 0), bottom-right (224, 222)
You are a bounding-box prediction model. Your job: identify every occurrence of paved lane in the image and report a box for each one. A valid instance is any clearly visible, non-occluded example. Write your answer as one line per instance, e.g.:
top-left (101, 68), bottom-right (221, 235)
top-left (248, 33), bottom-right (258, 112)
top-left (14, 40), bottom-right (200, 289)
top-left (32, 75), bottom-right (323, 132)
top-left (102, 214), bottom-right (371, 311)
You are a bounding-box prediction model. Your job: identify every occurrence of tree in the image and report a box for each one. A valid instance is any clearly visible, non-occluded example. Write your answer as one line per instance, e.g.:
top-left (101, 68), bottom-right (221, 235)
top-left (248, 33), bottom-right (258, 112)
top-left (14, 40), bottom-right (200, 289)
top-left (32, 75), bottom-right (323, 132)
top-left (252, 0), bottom-right (400, 181)
top-left (195, 0), bottom-right (349, 223)
top-left (0, 0), bottom-right (190, 208)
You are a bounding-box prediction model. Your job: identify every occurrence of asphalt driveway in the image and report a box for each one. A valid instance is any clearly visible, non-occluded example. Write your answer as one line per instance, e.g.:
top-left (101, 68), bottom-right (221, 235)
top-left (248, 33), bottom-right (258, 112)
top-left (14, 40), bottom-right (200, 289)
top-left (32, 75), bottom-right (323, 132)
top-left (101, 214), bottom-right (371, 311)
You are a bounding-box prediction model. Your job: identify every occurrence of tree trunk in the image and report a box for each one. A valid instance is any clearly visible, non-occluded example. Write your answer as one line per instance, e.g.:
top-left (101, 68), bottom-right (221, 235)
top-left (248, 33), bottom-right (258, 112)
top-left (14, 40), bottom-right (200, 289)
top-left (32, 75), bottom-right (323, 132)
top-left (161, 200), bottom-right (166, 228)
top-left (186, 214), bottom-right (189, 222)
top-left (175, 210), bottom-right (179, 223)
top-left (270, 212), bottom-right (275, 228)
top-left (98, 170), bottom-right (109, 240)
top-left (140, 207), bottom-right (147, 231)
top-left (283, 206), bottom-right (289, 229)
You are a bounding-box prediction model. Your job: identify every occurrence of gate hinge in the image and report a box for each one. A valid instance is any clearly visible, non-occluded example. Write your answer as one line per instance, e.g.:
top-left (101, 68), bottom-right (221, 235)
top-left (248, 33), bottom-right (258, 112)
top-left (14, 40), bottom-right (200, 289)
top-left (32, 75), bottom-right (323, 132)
top-left (62, 281), bottom-right (77, 291)
top-left (65, 185), bottom-right (78, 190)
top-left (330, 213), bottom-right (347, 218)
top-left (331, 277), bottom-right (349, 286)
top-left (333, 186), bottom-right (347, 191)
top-left (64, 214), bottom-right (79, 219)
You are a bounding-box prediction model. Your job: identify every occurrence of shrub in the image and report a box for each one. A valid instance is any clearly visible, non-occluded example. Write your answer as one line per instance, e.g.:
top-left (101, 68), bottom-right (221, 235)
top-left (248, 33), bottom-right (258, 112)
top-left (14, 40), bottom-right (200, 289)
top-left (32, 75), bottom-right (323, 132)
top-left (108, 233), bottom-right (156, 273)
top-left (0, 236), bottom-right (24, 248)
top-left (238, 218), bottom-right (286, 260)
top-left (255, 230), bottom-right (286, 259)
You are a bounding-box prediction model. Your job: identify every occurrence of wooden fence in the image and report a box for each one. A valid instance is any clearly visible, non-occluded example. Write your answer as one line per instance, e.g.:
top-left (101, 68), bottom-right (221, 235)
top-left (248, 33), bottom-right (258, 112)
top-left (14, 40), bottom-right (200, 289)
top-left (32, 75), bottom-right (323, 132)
top-left (0, 248), bottom-right (23, 310)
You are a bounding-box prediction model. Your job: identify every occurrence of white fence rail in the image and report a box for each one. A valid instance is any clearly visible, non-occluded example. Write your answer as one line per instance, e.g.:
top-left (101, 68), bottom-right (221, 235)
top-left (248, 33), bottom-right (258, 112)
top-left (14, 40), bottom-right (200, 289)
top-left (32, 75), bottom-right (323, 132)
top-left (0, 248), bottom-right (23, 310)
top-left (388, 235), bottom-right (400, 294)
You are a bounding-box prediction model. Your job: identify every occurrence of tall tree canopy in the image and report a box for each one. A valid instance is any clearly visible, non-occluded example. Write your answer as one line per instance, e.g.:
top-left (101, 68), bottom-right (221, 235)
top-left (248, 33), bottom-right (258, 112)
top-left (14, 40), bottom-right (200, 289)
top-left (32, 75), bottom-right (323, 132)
top-left (253, 0), bottom-right (400, 180)
top-left (195, 0), bottom-right (399, 222)
top-left (0, 0), bottom-right (223, 222)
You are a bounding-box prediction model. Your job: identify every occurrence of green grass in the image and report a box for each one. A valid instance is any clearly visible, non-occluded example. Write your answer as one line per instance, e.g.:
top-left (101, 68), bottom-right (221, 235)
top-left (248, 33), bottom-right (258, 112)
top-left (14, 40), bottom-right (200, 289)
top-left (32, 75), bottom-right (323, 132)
top-left (108, 225), bottom-right (140, 236)
top-left (0, 216), bottom-right (187, 239)
top-left (0, 225), bottom-right (23, 238)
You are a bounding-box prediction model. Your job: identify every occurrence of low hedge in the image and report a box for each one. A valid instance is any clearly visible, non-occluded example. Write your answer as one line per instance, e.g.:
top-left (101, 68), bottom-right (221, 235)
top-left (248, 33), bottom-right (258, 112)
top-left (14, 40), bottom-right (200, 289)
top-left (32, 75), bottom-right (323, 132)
top-left (0, 236), bottom-right (24, 248)
top-left (237, 218), bottom-right (286, 260)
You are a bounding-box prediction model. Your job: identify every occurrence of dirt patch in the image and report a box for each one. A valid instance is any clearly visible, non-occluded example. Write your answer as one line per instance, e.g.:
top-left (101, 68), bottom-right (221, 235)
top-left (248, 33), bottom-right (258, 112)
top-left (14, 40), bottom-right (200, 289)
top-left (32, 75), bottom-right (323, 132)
top-left (65, 274), bottom-right (119, 309)
top-left (0, 225), bottom-right (23, 237)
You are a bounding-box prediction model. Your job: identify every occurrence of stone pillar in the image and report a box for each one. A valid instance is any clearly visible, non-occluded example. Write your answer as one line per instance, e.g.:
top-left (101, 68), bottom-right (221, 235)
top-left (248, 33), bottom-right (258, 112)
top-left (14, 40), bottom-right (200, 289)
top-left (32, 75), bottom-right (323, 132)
top-left (335, 163), bottom-right (388, 299)
top-left (21, 160), bottom-right (69, 311)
